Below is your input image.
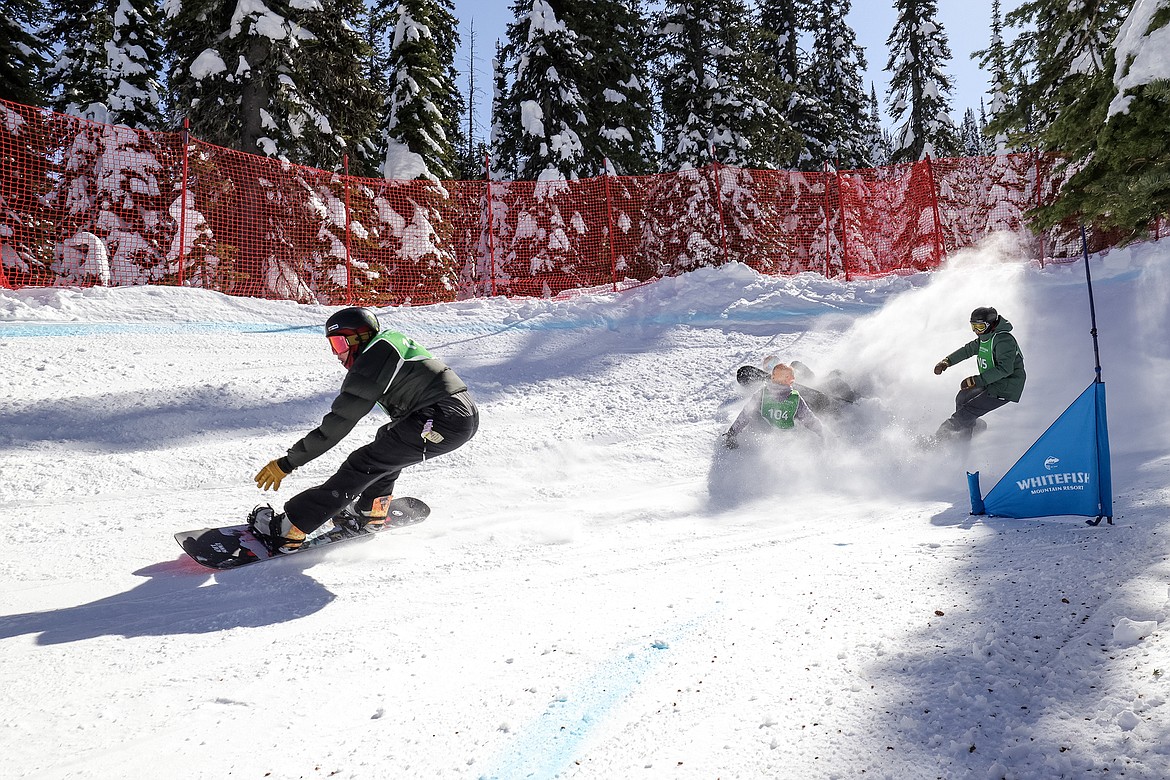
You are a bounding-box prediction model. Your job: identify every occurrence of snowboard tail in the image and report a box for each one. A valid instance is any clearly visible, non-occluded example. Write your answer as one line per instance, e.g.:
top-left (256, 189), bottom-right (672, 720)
top-left (176, 497), bottom-right (430, 570)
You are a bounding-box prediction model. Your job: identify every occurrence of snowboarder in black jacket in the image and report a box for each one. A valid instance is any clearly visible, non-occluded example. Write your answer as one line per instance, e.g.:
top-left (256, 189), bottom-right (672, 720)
top-left (250, 307), bottom-right (478, 552)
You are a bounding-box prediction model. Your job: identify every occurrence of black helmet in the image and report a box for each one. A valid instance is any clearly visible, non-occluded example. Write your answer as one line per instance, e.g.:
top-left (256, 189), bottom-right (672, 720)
top-left (324, 307), bottom-right (380, 368)
top-left (970, 306), bottom-right (999, 335)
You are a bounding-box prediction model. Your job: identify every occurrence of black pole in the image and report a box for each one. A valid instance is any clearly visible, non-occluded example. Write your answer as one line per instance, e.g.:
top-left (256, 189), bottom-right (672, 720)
top-left (1080, 224), bottom-right (1104, 383)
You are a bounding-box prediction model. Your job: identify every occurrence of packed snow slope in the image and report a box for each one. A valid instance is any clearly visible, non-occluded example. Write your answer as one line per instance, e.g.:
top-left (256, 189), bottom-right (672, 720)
top-left (2, 234), bottom-right (1169, 780)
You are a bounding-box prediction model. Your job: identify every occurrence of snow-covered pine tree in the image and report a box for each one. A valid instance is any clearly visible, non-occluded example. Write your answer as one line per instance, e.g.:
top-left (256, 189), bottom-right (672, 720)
top-left (379, 0), bottom-right (459, 180)
top-left (1, 0), bottom-right (50, 105)
top-left (43, 0), bottom-right (165, 127)
top-left (960, 108), bottom-right (984, 156)
top-left (167, 0), bottom-right (310, 158)
top-left (804, 0), bottom-right (871, 169)
top-left (295, 0), bottom-right (382, 174)
top-left (1035, 0), bottom-right (1170, 239)
top-left (866, 82), bottom-right (892, 166)
top-left (998, 0), bottom-right (1128, 150)
top-left (974, 0), bottom-right (1014, 153)
top-left (104, 0), bottom-right (167, 129)
top-left (488, 41), bottom-right (515, 178)
top-left (566, 0), bottom-right (656, 175)
top-left (658, 0), bottom-right (787, 171)
top-left (168, 0), bottom-right (376, 166)
top-left (499, 0), bottom-right (590, 180)
top-left (759, 0), bottom-right (825, 169)
top-left (43, 0), bottom-right (114, 116)
top-left (885, 0), bottom-right (960, 164)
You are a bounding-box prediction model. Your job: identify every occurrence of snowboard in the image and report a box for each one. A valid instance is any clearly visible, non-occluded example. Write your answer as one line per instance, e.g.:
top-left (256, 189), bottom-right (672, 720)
top-left (175, 497), bottom-right (430, 570)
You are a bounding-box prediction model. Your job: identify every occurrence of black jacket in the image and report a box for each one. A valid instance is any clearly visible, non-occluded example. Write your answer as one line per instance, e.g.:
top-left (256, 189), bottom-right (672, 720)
top-left (279, 332), bottom-right (467, 471)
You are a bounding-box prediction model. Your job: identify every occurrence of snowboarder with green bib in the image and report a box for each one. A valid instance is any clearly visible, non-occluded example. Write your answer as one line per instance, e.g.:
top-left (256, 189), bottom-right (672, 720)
top-left (932, 306), bottom-right (1026, 442)
top-left (723, 362), bottom-right (823, 449)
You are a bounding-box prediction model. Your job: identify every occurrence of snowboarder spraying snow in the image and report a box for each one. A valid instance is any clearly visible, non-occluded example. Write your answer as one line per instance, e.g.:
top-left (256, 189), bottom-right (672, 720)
top-left (250, 307), bottom-right (479, 553)
top-left (931, 306), bottom-right (1026, 442)
top-left (723, 362), bottom-right (823, 449)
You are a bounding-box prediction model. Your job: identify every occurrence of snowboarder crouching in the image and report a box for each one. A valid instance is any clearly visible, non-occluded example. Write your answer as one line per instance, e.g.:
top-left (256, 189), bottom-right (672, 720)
top-left (723, 362), bottom-right (823, 449)
top-left (932, 306), bottom-right (1026, 441)
top-left (250, 307), bottom-right (479, 553)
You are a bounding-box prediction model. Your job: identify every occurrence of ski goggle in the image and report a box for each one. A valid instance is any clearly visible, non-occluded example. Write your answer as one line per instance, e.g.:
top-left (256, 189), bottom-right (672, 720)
top-left (327, 334), bottom-right (354, 356)
top-left (970, 320), bottom-right (990, 334)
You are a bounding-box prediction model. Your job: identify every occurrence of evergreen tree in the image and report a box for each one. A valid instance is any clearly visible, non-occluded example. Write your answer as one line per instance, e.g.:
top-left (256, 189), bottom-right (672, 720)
top-left (759, 0), bottom-right (824, 169)
top-left (996, 0), bottom-right (1128, 150)
top-left (568, 0), bottom-right (656, 175)
top-left (805, 0), bottom-right (871, 168)
top-left (861, 82), bottom-right (891, 166)
top-left (1, 0), bottom-right (50, 105)
top-left (1036, 0), bottom-right (1170, 238)
top-left (959, 107), bottom-right (985, 156)
top-left (298, 0), bottom-right (382, 174)
top-left (44, 0), bottom-right (114, 115)
top-left (885, 0), bottom-right (960, 163)
top-left (380, 0), bottom-right (461, 180)
top-left (43, 0), bottom-right (166, 128)
top-left (974, 0), bottom-right (1014, 153)
top-left (500, 0), bottom-right (590, 179)
top-left (167, 0), bottom-right (378, 166)
top-left (488, 42), bottom-right (515, 178)
top-left (106, 0), bottom-right (167, 128)
top-left (658, 0), bottom-right (789, 171)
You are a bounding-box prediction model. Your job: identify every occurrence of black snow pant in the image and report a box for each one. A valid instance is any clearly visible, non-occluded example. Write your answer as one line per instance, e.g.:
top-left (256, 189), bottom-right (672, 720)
top-left (936, 386), bottom-right (1009, 441)
top-left (284, 391), bottom-right (478, 533)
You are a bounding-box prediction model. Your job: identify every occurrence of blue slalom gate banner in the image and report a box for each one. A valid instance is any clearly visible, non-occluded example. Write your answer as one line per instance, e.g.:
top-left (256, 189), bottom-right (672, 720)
top-left (968, 381), bottom-right (1113, 522)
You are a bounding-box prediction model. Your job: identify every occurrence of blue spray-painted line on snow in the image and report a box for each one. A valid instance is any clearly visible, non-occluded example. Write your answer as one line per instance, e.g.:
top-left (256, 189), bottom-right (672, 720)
top-left (0, 322), bottom-right (317, 338)
top-left (476, 611), bottom-right (718, 780)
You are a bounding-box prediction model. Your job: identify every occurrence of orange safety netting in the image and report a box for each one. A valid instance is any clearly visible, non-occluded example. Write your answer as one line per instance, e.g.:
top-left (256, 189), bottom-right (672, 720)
top-left (0, 98), bottom-right (1132, 305)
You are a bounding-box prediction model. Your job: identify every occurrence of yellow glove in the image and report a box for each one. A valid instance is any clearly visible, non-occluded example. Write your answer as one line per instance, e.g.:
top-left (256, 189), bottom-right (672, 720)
top-left (961, 376), bottom-right (979, 390)
top-left (254, 459), bottom-right (288, 491)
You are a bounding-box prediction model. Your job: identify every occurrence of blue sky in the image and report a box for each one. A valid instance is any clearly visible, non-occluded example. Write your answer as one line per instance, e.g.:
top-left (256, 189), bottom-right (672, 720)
top-left (450, 1), bottom-right (1024, 147)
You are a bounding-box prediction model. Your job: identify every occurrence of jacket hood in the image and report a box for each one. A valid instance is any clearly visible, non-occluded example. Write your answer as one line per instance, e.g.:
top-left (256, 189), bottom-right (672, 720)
top-left (983, 316), bottom-right (1013, 339)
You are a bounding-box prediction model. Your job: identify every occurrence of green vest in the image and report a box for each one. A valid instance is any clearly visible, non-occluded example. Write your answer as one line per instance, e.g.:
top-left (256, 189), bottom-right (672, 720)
top-left (369, 330), bottom-right (433, 362)
top-left (761, 390), bottom-right (800, 430)
top-left (977, 334), bottom-right (996, 374)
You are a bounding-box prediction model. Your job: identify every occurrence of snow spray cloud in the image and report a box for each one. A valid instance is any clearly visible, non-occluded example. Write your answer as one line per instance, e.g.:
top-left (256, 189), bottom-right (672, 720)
top-left (821, 233), bottom-right (1033, 433)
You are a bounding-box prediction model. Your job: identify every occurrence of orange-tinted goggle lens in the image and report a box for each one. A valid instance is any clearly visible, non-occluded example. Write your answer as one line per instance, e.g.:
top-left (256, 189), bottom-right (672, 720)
top-left (327, 335), bottom-right (352, 356)
top-left (971, 321), bottom-right (989, 334)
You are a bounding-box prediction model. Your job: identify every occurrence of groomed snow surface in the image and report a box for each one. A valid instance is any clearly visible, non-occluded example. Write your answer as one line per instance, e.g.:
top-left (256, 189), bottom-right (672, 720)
top-left (2, 234), bottom-right (1169, 779)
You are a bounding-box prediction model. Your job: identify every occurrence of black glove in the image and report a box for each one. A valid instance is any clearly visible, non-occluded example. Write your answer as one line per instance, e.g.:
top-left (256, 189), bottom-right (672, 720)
top-left (722, 431), bottom-right (739, 450)
top-left (933, 359), bottom-right (949, 375)
top-left (961, 376), bottom-right (978, 390)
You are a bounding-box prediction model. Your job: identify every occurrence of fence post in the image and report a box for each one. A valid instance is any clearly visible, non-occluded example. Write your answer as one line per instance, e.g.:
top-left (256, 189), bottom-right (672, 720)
top-left (178, 117), bottom-right (190, 286)
top-left (709, 145), bottom-right (729, 266)
top-left (484, 153), bottom-right (497, 297)
top-left (820, 161), bottom-right (833, 277)
top-left (343, 155), bottom-right (353, 305)
top-left (603, 158), bottom-right (617, 292)
top-left (923, 154), bottom-right (946, 267)
top-left (838, 167), bottom-right (851, 282)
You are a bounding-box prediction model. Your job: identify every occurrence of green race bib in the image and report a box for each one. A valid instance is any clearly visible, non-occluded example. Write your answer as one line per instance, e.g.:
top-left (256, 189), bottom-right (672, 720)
top-left (761, 391), bottom-right (800, 430)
